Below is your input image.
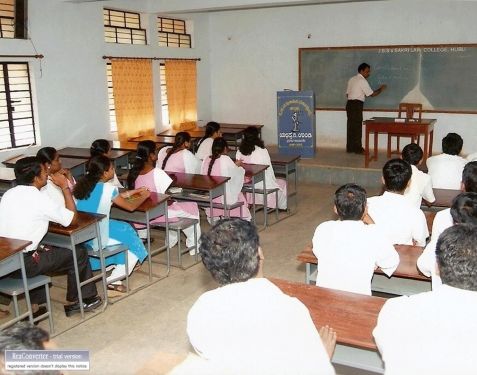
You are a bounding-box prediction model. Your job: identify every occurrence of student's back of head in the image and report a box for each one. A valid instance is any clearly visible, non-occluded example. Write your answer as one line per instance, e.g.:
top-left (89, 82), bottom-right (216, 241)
top-left (199, 218), bottom-right (260, 285)
top-left (239, 126), bottom-right (264, 156)
top-left (90, 139), bottom-right (111, 157)
top-left (450, 192), bottom-right (477, 225)
top-left (382, 158), bottom-right (412, 193)
top-left (14, 157), bottom-right (42, 185)
top-left (334, 183), bottom-right (367, 220)
top-left (442, 132), bottom-right (463, 155)
top-left (436, 224), bottom-right (477, 291)
top-left (402, 143), bottom-right (423, 166)
top-left (462, 161), bottom-right (477, 193)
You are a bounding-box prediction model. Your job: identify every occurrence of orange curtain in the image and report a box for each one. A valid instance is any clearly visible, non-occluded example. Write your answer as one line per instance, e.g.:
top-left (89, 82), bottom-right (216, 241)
top-left (165, 60), bottom-right (197, 130)
top-left (111, 60), bottom-right (155, 141)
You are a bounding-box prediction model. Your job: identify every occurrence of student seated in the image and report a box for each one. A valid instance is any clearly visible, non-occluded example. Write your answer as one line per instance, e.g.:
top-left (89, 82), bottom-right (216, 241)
top-left (236, 126), bottom-right (287, 210)
top-left (312, 184), bottom-right (399, 295)
top-left (73, 155), bottom-right (149, 294)
top-left (367, 158), bottom-right (429, 246)
top-left (37, 146), bottom-right (75, 205)
top-left (200, 137), bottom-right (251, 222)
top-left (187, 218), bottom-right (336, 375)
top-left (373, 224), bottom-right (477, 374)
top-left (195, 121), bottom-right (221, 161)
top-left (157, 132), bottom-right (201, 174)
top-left (0, 157), bottom-right (101, 317)
top-left (401, 143), bottom-right (435, 208)
top-left (426, 132), bottom-right (467, 189)
top-left (127, 140), bottom-right (201, 252)
top-left (90, 139), bottom-right (123, 187)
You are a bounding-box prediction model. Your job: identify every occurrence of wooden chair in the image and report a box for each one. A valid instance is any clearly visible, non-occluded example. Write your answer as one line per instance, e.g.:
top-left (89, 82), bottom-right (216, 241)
top-left (387, 103), bottom-right (423, 157)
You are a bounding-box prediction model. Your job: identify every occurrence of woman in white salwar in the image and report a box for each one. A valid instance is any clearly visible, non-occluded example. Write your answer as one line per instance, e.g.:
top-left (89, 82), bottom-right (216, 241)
top-left (157, 132), bottom-right (201, 174)
top-left (201, 138), bottom-right (251, 223)
top-left (127, 140), bottom-right (201, 253)
top-left (236, 127), bottom-right (287, 210)
top-left (195, 121), bottom-right (221, 161)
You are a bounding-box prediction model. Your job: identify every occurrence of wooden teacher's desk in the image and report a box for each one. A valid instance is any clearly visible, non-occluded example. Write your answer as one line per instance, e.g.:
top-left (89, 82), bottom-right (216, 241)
top-left (363, 117), bottom-right (436, 168)
top-left (271, 278), bottom-right (386, 372)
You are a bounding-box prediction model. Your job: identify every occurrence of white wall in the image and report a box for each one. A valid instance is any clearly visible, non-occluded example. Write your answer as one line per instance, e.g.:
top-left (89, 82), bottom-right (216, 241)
top-left (207, 1), bottom-right (477, 154)
top-left (0, 0), bottom-right (212, 160)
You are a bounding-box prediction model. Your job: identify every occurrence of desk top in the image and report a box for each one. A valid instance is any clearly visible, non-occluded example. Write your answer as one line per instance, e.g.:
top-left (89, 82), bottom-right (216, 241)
top-left (219, 123), bottom-right (264, 130)
top-left (0, 167), bottom-right (16, 183)
top-left (133, 192), bottom-right (169, 212)
top-left (169, 172), bottom-right (229, 191)
top-left (159, 126), bottom-right (246, 138)
top-left (111, 141), bottom-right (141, 151)
top-left (126, 136), bottom-right (171, 145)
top-left (425, 188), bottom-right (460, 208)
top-left (58, 147), bottom-right (130, 160)
top-left (0, 237), bottom-right (32, 262)
top-left (269, 153), bottom-right (301, 165)
top-left (297, 244), bottom-right (427, 281)
top-left (271, 278), bottom-right (385, 350)
top-left (48, 211), bottom-right (102, 236)
top-left (2, 155), bottom-right (86, 170)
top-left (365, 117), bottom-right (436, 126)
top-left (242, 163), bottom-right (268, 177)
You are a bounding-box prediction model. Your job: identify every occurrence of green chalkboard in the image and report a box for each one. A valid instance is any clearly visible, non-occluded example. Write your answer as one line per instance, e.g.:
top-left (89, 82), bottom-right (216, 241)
top-left (299, 44), bottom-right (477, 113)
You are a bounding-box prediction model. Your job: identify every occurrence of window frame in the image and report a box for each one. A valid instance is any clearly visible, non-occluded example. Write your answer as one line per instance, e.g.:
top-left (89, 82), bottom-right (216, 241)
top-left (157, 16), bottom-right (191, 48)
top-left (103, 8), bottom-right (147, 45)
top-left (0, 0), bottom-right (27, 40)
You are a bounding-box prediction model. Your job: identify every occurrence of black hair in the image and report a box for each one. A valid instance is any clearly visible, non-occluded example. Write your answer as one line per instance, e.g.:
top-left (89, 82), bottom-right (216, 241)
top-left (199, 218), bottom-right (260, 285)
top-left (436, 224), bottom-right (477, 291)
top-left (14, 156), bottom-right (42, 185)
top-left (442, 133), bottom-right (463, 155)
top-left (450, 192), bottom-right (477, 225)
top-left (162, 132), bottom-right (191, 170)
top-left (207, 137), bottom-right (228, 176)
top-left (382, 158), bottom-right (412, 193)
top-left (358, 63), bottom-right (370, 72)
top-left (197, 121), bottom-right (220, 148)
top-left (462, 161), bottom-right (477, 193)
top-left (334, 183), bottom-right (367, 220)
top-left (401, 143), bottom-right (423, 166)
top-left (238, 126), bottom-right (264, 156)
top-left (90, 139), bottom-right (111, 157)
top-left (127, 140), bottom-right (156, 190)
top-left (36, 147), bottom-right (57, 165)
top-left (73, 155), bottom-right (111, 200)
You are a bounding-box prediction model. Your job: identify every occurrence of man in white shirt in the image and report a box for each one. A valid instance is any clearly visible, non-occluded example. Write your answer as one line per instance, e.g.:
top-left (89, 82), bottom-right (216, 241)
top-left (401, 143), bottom-right (435, 208)
top-left (346, 62), bottom-right (387, 154)
top-left (426, 132), bottom-right (467, 189)
top-left (312, 184), bottom-right (399, 295)
top-left (187, 218), bottom-right (336, 375)
top-left (368, 159), bottom-right (429, 246)
top-left (0, 157), bottom-right (101, 317)
top-left (373, 224), bottom-right (477, 375)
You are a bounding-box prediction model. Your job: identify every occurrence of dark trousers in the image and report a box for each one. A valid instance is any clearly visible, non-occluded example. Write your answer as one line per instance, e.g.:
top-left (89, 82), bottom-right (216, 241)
top-left (18, 245), bottom-right (97, 305)
top-left (346, 100), bottom-right (364, 152)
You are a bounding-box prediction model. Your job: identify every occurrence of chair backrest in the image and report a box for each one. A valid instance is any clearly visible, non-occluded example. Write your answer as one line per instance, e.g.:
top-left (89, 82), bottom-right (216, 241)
top-left (398, 103), bottom-right (422, 121)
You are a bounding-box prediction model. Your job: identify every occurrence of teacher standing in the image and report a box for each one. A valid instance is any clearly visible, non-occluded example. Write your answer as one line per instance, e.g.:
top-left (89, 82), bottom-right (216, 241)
top-left (346, 63), bottom-right (387, 154)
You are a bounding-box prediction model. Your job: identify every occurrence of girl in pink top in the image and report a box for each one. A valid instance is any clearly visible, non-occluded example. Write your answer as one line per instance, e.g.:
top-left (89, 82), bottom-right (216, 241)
top-left (157, 132), bottom-right (201, 174)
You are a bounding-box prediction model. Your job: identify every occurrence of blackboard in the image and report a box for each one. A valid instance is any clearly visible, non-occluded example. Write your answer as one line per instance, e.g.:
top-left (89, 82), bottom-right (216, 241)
top-left (299, 44), bottom-right (477, 113)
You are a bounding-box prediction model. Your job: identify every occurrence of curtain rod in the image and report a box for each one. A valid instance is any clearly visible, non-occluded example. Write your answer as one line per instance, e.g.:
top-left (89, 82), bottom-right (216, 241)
top-left (102, 56), bottom-right (200, 61)
top-left (0, 54), bottom-right (44, 59)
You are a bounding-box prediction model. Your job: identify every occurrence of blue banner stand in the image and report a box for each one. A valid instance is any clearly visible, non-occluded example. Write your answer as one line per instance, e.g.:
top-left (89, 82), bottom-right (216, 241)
top-left (277, 90), bottom-right (316, 158)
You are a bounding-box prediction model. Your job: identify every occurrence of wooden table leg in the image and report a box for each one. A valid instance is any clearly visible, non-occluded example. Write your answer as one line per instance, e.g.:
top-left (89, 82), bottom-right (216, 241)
top-left (429, 130), bottom-right (434, 156)
top-left (374, 131), bottom-right (378, 162)
top-left (365, 127), bottom-right (370, 168)
top-left (423, 130), bottom-right (429, 163)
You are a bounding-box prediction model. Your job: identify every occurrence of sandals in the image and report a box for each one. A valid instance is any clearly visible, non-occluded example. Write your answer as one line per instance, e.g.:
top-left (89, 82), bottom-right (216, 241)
top-left (107, 284), bottom-right (128, 297)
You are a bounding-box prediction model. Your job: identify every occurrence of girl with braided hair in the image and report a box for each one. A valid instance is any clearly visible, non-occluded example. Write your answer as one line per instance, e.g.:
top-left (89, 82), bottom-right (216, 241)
top-left (157, 132), bottom-right (201, 173)
top-left (195, 121), bottom-right (221, 161)
top-left (200, 137), bottom-right (251, 223)
top-left (89, 139), bottom-right (123, 187)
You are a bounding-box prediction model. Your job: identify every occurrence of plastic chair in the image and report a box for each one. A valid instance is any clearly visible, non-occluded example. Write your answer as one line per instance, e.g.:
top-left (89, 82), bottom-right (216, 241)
top-left (387, 103), bottom-right (423, 157)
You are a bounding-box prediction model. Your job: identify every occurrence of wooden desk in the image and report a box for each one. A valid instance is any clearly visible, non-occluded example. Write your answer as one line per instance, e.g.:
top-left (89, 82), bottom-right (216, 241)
top-left (58, 147), bottom-right (130, 170)
top-left (167, 173), bottom-right (231, 222)
top-left (242, 163), bottom-right (270, 228)
top-left (0, 237), bottom-right (34, 327)
top-left (110, 192), bottom-right (170, 282)
top-left (271, 278), bottom-right (385, 372)
top-left (424, 188), bottom-right (460, 208)
top-left (363, 117), bottom-right (436, 168)
top-left (0, 167), bottom-right (16, 193)
top-left (126, 136), bottom-right (172, 147)
top-left (42, 212), bottom-right (105, 318)
top-left (2, 155), bottom-right (87, 179)
top-left (297, 244), bottom-right (430, 295)
top-left (270, 153), bottom-right (300, 212)
top-left (110, 140), bottom-right (140, 152)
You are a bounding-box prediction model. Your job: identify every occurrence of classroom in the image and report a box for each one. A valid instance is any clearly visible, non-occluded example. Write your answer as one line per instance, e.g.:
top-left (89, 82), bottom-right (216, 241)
top-left (1, 0), bottom-right (476, 374)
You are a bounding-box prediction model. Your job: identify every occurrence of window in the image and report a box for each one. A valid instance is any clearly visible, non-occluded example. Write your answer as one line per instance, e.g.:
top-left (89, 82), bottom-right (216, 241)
top-left (0, 63), bottom-right (36, 150)
top-left (106, 63), bottom-right (117, 132)
top-left (158, 17), bottom-right (191, 48)
top-left (104, 8), bottom-right (146, 45)
top-left (0, 0), bottom-right (26, 39)
top-left (159, 64), bottom-right (169, 126)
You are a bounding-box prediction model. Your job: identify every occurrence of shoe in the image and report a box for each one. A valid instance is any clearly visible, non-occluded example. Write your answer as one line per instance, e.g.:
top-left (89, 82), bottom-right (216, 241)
top-left (107, 283), bottom-right (128, 298)
top-left (64, 295), bottom-right (102, 317)
top-left (22, 306), bottom-right (47, 325)
top-left (354, 148), bottom-right (365, 155)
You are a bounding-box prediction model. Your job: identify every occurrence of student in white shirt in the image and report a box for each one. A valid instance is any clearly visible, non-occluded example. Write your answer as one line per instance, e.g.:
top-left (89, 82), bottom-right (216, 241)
top-left (157, 132), bottom-right (201, 174)
top-left (90, 138), bottom-right (123, 188)
top-left (368, 158), bottom-right (429, 246)
top-left (426, 132), bottom-right (467, 189)
top-left (195, 121), bottom-right (221, 160)
top-left (0, 157), bottom-right (101, 317)
top-left (373, 224), bottom-right (477, 375)
top-left (401, 143), bottom-right (435, 208)
top-left (312, 184), bottom-right (399, 295)
top-left (188, 218), bottom-right (336, 375)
